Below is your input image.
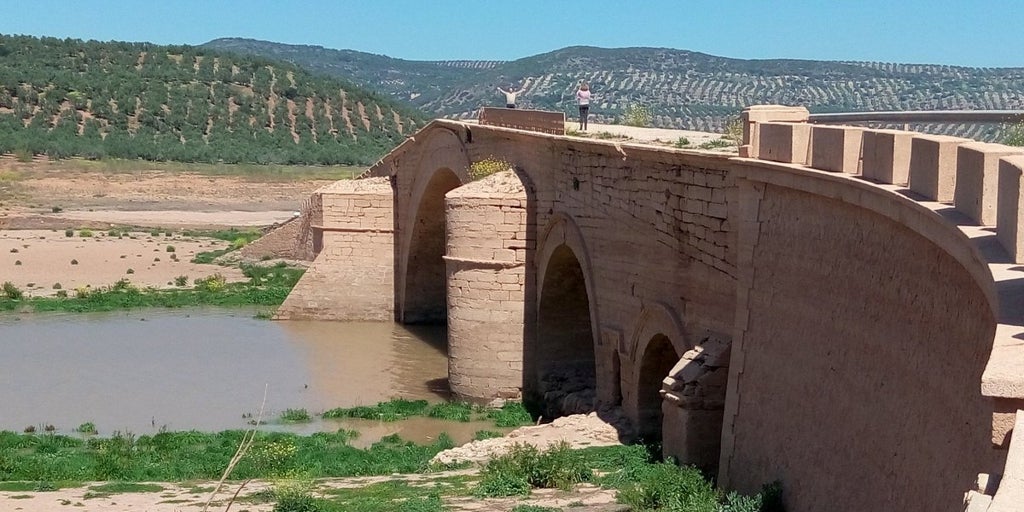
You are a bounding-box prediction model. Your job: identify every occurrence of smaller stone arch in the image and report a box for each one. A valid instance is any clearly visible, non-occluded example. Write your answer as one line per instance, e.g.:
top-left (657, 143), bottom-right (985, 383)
top-left (626, 302), bottom-right (688, 443)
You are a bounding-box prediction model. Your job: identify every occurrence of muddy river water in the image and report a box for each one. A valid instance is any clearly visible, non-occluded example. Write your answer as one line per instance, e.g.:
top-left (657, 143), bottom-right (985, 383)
top-left (0, 308), bottom-right (499, 445)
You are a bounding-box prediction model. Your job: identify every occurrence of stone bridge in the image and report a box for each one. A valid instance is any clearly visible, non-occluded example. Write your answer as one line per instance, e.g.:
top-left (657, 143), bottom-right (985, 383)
top-left (273, 106), bottom-right (1024, 511)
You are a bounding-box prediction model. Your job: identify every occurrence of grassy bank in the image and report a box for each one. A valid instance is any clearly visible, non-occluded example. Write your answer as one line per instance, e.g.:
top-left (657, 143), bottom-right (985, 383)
top-left (0, 429), bottom-right (780, 512)
top-left (0, 262), bottom-right (303, 313)
top-left (322, 399), bottom-right (533, 428)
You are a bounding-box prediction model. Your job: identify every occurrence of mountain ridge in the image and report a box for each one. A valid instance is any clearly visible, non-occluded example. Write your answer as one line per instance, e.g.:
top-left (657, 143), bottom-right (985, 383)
top-left (204, 37), bottom-right (1024, 140)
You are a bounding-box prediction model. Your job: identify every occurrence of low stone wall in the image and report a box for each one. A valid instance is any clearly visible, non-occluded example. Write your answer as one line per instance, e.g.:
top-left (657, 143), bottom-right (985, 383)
top-left (274, 178), bottom-right (394, 321)
top-left (478, 107), bottom-right (566, 135)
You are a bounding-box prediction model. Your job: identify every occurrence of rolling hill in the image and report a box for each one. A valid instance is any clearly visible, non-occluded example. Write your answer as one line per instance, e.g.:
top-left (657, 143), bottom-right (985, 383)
top-left (204, 38), bottom-right (1024, 140)
top-left (0, 34), bottom-right (425, 165)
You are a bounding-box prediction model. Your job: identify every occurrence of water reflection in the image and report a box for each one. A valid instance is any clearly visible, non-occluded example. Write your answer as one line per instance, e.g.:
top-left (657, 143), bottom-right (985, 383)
top-left (0, 308), bottom-right (453, 436)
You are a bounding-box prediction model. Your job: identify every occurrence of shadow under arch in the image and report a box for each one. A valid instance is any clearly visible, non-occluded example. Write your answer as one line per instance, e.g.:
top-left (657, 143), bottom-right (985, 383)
top-left (636, 334), bottom-right (681, 445)
top-left (401, 166), bottom-right (462, 324)
top-left (396, 127), bottom-right (470, 324)
top-left (528, 213), bottom-right (601, 419)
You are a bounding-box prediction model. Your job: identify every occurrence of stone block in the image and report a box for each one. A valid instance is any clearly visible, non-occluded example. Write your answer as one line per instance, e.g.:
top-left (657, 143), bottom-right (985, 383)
top-left (997, 156), bottom-right (1024, 263)
top-left (758, 122), bottom-right (811, 164)
top-left (809, 125), bottom-right (862, 173)
top-left (861, 129), bottom-right (913, 185)
top-left (908, 134), bottom-right (967, 202)
top-left (741, 105), bottom-right (809, 158)
top-left (955, 142), bottom-right (1024, 226)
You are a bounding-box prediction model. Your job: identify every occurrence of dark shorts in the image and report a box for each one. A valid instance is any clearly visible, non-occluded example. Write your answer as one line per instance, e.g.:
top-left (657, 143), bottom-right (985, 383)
top-left (507, 104), bottom-right (516, 109)
top-left (579, 105), bottom-right (589, 116)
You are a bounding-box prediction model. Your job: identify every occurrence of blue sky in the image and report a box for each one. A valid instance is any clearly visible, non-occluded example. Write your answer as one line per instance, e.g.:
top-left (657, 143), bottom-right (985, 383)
top-left (1, 0), bottom-right (1021, 67)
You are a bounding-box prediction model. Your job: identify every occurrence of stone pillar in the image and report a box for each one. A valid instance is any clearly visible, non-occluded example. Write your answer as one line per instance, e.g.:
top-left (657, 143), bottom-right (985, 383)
top-left (997, 156), bottom-right (1024, 263)
top-left (955, 142), bottom-right (1024, 226)
top-left (445, 171), bottom-right (530, 399)
top-left (907, 134), bottom-right (967, 202)
top-left (740, 105), bottom-right (809, 158)
top-left (861, 129), bottom-right (914, 186)
top-left (661, 338), bottom-right (730, 474)
top-left (275, 178), bottom-right (395, 321)
top-left (758, 122), bottom-right (811, 165)
top-left (809, 125), bottom-right (863, 173)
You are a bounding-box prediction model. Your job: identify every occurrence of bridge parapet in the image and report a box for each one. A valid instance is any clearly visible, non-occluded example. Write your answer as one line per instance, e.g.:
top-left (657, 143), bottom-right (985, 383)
top-left (742, 105), bottom-right (1024, 453)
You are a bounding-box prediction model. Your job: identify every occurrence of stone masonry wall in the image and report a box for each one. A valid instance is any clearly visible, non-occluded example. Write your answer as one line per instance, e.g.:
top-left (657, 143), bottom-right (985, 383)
top-left (274, 178), bottom-right (394, 321)
top-left (725, 182), bottom-right (996, 512)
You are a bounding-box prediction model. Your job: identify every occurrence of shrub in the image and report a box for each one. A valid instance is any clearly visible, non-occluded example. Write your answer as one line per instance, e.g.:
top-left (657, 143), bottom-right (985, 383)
top-left (2, 281), bottom-right (23, 300)
top-left (174, 275), bottom-right (188, 287)
top-left (9, 247), bottom-right (18, 253)
top-left (674, 137), bottom-right (691, 148)
top-left (166, 245), bottom-right (175, 253)
top-left (55, 290), bottom-right (68, 298)
top-left (279, 408), bottom-right (311, 423)
top-left (1006, 122), bottom-right (1024, 146)
top-left (64, 229), bottom-right (74, 237)
top-left (52, 282), bottom-right (61, 289)
top-left (70, 259), bottom-right (78, 265)
top-left (615, 462), bottom-right (718, 512)
top-left (724, 116), bottom-right (744, 145)
top-left (14, 260), bottom-right (21, 265)
top-left (622, 104), bottom-right (652, 127)
top-left (125, 268), bottom-right (134, 274)
top-left (78, 229), bottom-right (93, 237)
top-left (195, 274), bottom-right (227, 292)
top-left (475, 442), bottom-right (592, 498)
top-left (51, 206), bottom-right (62, 213)
top-left (468, 157), bottom-right (512, 181)
top-left (75, 422), bottom-right (98, 435)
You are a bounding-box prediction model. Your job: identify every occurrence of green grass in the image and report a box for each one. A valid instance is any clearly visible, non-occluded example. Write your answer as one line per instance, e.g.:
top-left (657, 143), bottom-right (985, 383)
top-left (0, 430), bottom-right (453, 483)
top-left (280, 409), bottom-right (313, 423)
top-left (86, 482), bottom-right (165, 497)
top-left (485, 402), bottom-right (533, 427)
top-left (321, 399), bottom-right (534, 429)
top-left (0, 263), bottom-right (304, 313)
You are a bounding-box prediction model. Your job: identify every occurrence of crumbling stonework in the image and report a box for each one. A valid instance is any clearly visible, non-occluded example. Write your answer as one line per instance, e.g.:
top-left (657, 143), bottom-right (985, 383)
top-left (661, 337), bottom-right (729, 473)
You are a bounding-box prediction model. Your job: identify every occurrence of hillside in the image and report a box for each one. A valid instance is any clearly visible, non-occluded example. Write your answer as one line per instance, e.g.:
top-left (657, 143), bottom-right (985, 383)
top-left (204, 38), bottom-right (1024, 140)
top-left (0, 35), bottom-right (425, 166)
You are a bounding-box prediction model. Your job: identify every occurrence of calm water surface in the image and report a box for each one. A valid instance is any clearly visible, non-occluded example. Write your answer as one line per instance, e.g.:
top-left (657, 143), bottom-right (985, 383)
top-left (0, 308), bottom-right (494, 443)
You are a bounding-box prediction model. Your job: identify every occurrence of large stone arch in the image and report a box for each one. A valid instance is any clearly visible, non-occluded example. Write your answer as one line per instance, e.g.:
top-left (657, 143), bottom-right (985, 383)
top-left (396, 128), bottom-right (471, 323)
top-left (529, 213), bottom-right (601, 418)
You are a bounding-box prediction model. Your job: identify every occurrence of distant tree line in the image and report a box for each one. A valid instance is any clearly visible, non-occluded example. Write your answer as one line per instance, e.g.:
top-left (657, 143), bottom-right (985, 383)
top-left (0, 35), bottom-right (425, 165)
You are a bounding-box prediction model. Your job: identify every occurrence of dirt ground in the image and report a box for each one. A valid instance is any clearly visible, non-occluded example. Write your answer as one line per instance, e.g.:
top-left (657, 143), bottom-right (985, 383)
top-left (0, 158), bottom-right (335, 295)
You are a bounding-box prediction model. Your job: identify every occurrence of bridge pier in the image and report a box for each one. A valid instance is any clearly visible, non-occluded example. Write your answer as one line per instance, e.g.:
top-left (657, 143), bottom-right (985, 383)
top-left (444, 170), bottom-right (532, 399)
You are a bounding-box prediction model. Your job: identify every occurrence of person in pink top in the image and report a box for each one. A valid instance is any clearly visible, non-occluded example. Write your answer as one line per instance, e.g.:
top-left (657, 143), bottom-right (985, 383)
top-left (576, 82), bottom-right (592, 131)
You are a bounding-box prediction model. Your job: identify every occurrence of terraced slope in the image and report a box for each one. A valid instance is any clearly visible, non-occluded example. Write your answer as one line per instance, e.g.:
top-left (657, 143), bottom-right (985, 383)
top-left (205, 39), bottom-right (1024, 140)
top-left (0, 35), bottom-right (425, 165)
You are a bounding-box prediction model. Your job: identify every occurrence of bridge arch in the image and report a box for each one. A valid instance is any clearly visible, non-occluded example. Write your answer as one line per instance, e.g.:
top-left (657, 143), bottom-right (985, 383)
top-left (626, 302), bottom-right (688, 442)
top-left (529, 213), bottom-right (601, 418)
top-left (396, 128), bottom-right (470, 323)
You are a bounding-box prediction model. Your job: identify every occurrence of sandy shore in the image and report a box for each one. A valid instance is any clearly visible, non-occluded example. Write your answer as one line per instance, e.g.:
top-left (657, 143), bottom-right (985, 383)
top-left (0, 229), bottom-right (247, 297)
